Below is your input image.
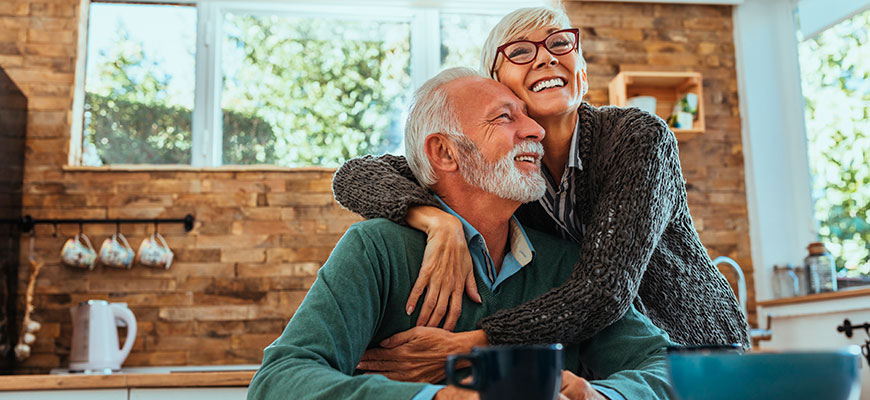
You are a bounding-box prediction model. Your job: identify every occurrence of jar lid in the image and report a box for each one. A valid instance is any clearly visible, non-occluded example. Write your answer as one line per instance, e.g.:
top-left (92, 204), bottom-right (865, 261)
top-left (807, 242), bottom-right (828, 255)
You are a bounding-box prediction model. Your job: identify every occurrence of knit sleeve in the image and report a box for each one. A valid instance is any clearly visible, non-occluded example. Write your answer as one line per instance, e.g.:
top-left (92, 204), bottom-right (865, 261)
top-left (332, 154), bottom-right (439, 223)
top-left (478, 113), bottom-right (681, 345)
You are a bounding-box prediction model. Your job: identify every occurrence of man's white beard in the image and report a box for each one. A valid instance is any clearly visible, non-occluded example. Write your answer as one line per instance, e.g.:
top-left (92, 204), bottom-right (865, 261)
top-left (454, 136), bottom-right (547, 203)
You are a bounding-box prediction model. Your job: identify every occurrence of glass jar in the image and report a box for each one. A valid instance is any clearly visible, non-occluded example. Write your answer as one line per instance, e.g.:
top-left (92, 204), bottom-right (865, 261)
top-left (772, 264), bottom-right (799, 298)
top-left (792, 262), bottom-right (809, 296)
top-left (804, 242), bottom-right (838, 293)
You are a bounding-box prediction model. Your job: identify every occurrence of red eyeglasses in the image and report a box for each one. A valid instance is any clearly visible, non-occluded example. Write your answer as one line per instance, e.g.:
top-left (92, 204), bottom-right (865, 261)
top-left (490, 29), bottom-right (580, 77)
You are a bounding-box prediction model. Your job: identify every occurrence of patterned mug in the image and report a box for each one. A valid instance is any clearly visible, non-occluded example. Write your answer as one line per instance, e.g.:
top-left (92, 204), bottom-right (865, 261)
top-left (99, 232), bottom-right (135, 269)
top-left (61, 233), bottom-right (97, 270)
top-left (137, 232), bottom-right (173, 270)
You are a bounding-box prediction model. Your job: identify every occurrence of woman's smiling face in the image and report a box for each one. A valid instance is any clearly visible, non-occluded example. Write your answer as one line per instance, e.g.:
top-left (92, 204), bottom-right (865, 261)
top-left (494, 25), bottom-right (588, 120)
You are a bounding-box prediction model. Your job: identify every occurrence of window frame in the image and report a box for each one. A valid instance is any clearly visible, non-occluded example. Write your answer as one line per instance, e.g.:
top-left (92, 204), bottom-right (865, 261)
top-left (72, 0), bottom-right (522, 168)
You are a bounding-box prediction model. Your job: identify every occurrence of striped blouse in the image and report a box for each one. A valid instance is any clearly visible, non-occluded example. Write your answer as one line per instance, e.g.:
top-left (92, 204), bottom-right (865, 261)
top-left (538, 127), bottom-right (585, 243)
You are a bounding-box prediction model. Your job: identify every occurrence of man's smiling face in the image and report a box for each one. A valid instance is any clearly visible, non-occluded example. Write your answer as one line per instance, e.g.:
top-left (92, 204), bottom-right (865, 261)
top-left (443, 77), bottom-right (548, 203)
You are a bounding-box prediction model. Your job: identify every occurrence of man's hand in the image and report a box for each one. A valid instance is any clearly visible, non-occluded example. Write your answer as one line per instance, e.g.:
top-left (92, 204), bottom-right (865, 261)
top-left (358, 327), bottom-right (488, 383)
top-left (559, 370), bottom-right (607, 400)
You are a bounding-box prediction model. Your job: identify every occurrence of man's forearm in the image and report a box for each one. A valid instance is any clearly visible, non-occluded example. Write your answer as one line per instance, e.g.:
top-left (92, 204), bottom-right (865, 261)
top-left (250, 350), bottom-right (429, 400)
top-left (579, 305), bottom-right (675, 399)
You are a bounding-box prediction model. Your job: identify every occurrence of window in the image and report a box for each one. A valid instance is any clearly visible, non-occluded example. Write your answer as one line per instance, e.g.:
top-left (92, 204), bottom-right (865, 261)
top-left (77, 1), bottom-right (507, 167)
top-left (220, 12), bottom-right (410, 167)
top-left (440, 13), bottom-right (503, 70)
top-left (81, 2), bottom-right (196, 165)
top-left (797, 8), bottom-right (870, 285)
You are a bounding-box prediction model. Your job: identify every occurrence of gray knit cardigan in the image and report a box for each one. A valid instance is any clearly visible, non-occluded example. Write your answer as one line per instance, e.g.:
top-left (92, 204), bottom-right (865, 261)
top-left (332, 102), bottom-right (751, 348)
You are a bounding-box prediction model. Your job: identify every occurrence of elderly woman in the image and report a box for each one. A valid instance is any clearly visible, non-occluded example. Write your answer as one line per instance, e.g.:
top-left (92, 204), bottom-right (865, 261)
top-left (333, 4), bottom-right (749, 380)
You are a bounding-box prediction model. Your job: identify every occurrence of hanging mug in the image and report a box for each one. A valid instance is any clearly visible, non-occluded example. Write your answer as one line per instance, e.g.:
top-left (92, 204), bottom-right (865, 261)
top-left (137, 232), bottom-right (173, 270)
top-left (61, 233), bottom-right (97, 270)
top-left (99, 232), bottom-right (134, 269)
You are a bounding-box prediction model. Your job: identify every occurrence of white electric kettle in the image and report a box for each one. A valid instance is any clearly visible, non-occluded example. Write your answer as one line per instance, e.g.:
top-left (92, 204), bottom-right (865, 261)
top-left (69, 300), bottom-right (137, 373)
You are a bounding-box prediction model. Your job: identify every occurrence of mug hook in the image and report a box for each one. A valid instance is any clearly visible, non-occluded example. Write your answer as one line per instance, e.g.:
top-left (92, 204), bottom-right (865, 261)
top-left (78, 222), bottom-right (83, 235)
top-left (52, 220), bottom-right (58, 238)
top-left (115, 220), bottom-right (121, 235)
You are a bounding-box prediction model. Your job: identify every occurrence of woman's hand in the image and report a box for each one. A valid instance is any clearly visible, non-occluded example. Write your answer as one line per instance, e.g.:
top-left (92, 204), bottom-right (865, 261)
top-left (358, 327), bottom-right (488, 383)
top-left (405, 206), bottom-right (481, 331)
top-left (559, 370), bottom-right (607, 400)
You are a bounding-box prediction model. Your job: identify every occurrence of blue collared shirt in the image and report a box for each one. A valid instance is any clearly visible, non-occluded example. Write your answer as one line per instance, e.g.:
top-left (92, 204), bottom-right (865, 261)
top-left (434, 195), bottom-right (535, 291)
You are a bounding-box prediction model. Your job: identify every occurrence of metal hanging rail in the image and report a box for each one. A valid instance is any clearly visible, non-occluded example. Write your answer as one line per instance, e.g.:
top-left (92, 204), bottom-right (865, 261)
top-left (0, 214), bottom-right (195, 233)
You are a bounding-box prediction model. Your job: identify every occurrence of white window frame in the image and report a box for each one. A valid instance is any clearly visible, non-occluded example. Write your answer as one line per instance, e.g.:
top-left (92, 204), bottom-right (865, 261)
top-left (734, 0), bottom-right (816, 304)
top-left (73, 0), bottom-right (534, 167)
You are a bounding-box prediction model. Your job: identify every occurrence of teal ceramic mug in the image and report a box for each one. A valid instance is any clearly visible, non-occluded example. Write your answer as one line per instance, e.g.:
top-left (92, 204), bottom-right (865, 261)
top-left (667, 347), bottom-right (862, 400)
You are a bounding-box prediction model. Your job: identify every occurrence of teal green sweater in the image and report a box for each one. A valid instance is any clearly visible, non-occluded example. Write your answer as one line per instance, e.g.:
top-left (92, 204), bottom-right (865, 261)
top-left (248, 219), bottom-right (674, 400)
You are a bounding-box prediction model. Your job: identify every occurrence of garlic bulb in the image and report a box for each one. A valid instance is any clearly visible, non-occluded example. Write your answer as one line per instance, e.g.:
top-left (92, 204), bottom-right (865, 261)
top-left (23, 332), bottom-right (36, 344)
top-left (14, 343), bottom-right (31, 361)
top-left (26, 320), bottom-right (41, 333)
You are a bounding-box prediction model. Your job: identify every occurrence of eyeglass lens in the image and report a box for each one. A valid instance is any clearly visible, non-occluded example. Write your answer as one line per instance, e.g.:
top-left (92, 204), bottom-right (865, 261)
top-left (504, 31), bottom-right (576, 64)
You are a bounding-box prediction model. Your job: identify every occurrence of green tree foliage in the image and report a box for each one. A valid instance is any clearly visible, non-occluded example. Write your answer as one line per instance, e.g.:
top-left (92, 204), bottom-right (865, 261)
top-left (83, 27), bottom-right (192, 164)
top-left (221, 14), bottom-right (410, 166)
top-left (85, 92), bottom-right (275, 165)
top-left (798, 9), bottom-right (870, 276)
top-left (439, 13), bottom-right (501, 71)
top-left (85, 14), bottom-right (410, 167)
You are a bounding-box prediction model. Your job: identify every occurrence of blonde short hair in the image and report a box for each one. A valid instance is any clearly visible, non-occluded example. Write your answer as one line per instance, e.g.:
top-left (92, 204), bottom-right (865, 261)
top-left (480, 6), bottom-right (582, 80)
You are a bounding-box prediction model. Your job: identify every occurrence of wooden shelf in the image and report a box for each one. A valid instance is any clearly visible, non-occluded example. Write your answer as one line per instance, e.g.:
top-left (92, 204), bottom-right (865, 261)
top-left (757, 287), bottom-right (870, 307)
top-left (608, 71), bottom-right (704, 142)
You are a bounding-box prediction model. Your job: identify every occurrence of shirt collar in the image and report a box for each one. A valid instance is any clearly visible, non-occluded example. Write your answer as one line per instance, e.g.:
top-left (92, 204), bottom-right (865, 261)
top-left (567, 120), bottom-right (583, 171)
top-left (433, 195), bottom-right (535, 267)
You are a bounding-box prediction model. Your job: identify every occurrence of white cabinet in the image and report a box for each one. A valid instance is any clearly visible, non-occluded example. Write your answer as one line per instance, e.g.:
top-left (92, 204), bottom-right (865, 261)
top-left (130, 387), bottom-right (248, 400)
top-left (0, 389), bottom-right (127, 400)
top-left (759, 293), bottom-right (870, 399)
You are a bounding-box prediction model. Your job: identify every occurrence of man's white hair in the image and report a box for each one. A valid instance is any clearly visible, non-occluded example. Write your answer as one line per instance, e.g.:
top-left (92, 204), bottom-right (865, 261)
top-left (405, 67), bottom-right (482, 188)
top-left (480, 6), bottom-right (581, 80)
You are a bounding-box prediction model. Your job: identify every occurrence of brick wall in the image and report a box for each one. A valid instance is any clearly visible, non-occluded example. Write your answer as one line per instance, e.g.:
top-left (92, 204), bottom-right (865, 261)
top-left (1, 1), bottom-right (753, 373)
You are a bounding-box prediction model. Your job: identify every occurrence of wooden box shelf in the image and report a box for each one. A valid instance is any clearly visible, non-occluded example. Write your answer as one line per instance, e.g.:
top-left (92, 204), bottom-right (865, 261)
top-left (608, 71), bottom-right (704, 141)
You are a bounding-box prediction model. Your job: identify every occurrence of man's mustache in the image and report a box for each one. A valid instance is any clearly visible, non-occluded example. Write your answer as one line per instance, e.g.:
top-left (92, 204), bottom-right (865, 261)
top-left (505, 141), bottom-right (544, 163)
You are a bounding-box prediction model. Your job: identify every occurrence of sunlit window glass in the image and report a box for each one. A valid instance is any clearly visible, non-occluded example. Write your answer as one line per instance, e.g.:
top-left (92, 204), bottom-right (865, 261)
top-left (797, 9), bottom-right (870, 285)
top-left (82, 2), bottom-right (196, 166)
top-left (221, 13), bottom-right (411, 167)
top-left (440, 13), bottom-right (502, 71)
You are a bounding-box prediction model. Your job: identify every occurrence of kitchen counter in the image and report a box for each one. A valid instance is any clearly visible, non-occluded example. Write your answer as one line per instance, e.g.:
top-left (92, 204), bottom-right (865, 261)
top-left (0, 370), bottom-right (255, 391)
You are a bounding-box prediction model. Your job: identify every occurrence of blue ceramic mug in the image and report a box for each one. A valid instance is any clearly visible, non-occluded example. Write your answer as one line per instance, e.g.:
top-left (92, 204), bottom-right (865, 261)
top-left (667, 347), bottom-right (862, 400)
top-left (445, 344), bottom-right (563, 400)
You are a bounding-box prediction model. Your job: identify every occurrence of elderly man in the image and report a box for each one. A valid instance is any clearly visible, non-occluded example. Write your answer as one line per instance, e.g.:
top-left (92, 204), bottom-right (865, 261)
top-left (247, 68), bottom-right (674, 400)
